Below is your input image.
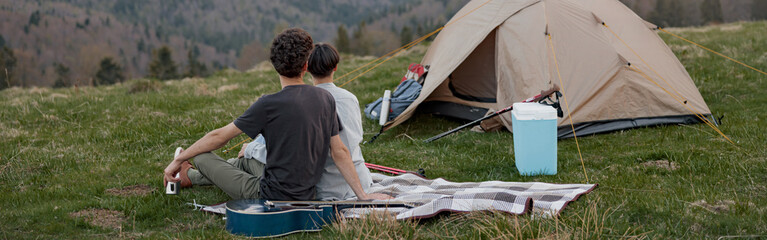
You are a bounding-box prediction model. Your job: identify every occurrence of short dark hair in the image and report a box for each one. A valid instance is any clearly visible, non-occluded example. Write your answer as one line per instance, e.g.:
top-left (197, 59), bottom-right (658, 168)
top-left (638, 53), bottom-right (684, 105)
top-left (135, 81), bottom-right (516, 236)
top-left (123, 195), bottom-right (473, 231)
top-left (307, 43), bottom-right (340, 78)
top-left (269, 28), bottom-right (314, 78)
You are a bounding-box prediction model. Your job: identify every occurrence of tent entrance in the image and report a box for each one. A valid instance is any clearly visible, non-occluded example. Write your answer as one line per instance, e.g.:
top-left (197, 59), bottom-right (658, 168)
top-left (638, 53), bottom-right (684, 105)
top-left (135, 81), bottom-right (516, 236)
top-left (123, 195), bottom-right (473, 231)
top-left (420, 29), bottom-right (499, 121)
top-left (447, 29), bottom-right (498, 104)
top-left (418, 30), bottom-right (498, 121)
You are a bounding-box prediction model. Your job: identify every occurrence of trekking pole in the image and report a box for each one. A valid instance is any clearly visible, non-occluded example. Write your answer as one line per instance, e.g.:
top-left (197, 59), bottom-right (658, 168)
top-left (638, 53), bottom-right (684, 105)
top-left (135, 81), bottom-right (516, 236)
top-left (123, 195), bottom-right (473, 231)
top-left (365, 163), bottom-right (426, 178)
top-left (424, 84), bottom-right (560, 143)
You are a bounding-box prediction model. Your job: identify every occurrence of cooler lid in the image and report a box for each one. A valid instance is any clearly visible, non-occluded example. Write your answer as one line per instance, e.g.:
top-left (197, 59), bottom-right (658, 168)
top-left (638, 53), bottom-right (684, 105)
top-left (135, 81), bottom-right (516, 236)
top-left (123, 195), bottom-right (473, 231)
top-left (512, 102), bottom-right (558, 120)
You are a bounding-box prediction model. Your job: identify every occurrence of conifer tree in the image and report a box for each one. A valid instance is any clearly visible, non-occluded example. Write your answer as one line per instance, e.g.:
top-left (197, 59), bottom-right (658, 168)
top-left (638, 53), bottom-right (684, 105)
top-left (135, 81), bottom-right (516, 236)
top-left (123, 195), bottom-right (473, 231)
top-left (700, 0), bottom-right (723, 24)
top-left (352, 21), bottom-right (372, 55)
top-left (149, 46), bottom-right (178, 80)
top-left (335, 25), bottom-right (350, 54)
top-left (95, 57), bottom-right (125, 85)
top-left (53, 63), bottom-right (70, 88)
top-left (400, 26), bottom-right (413, 46)
top-left (184, 48), bottom-right (208, 78)
top-left (0, 46), bottom-right (16, 90)
top-left (28, 11), bottom-right (41, 26)
top-left (650, 0), bottom-right (683, 27)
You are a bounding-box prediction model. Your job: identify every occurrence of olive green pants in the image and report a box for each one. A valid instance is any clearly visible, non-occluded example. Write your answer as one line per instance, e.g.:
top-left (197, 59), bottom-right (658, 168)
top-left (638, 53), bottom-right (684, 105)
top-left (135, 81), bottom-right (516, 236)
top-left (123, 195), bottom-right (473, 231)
top-left (187, 152), bottom-right (264, 199)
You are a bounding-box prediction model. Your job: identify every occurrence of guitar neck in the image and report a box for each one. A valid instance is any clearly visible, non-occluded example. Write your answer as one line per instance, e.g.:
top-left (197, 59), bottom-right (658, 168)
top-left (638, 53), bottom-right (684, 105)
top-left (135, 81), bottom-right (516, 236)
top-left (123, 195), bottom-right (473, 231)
top-left (269, 200), bottom-right (414, 209)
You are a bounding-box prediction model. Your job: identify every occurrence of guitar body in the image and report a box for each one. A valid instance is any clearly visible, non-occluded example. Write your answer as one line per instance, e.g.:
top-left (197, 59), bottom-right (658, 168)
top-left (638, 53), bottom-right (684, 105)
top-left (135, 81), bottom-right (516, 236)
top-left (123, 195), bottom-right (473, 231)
top-left (225, 199), bottom-right (413, 237)
top-left (225, 199), bottom-right (337, 238)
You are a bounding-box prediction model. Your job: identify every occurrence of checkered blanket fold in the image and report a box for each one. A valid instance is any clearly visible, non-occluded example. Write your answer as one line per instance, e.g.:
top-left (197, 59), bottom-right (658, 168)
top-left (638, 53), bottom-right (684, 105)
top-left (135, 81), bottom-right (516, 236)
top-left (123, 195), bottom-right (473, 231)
top-left (343, 173), bottom-right (597, 219)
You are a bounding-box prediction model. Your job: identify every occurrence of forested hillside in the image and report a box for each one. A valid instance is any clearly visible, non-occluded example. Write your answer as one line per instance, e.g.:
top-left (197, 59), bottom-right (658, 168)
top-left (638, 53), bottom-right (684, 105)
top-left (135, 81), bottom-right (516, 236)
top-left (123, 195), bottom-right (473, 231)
top-left (0, 1), bottom-right (233, 87)
top-left (1, 0), bottom-right (765, 88)
top-left (0, 0), bottom-right (467, 88)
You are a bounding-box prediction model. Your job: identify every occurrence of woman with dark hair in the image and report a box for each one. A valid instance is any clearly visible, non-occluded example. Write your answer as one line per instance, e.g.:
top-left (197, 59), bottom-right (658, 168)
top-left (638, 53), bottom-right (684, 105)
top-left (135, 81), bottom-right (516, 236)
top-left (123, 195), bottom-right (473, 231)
top-left (307, 43), bottom-right (373, 200)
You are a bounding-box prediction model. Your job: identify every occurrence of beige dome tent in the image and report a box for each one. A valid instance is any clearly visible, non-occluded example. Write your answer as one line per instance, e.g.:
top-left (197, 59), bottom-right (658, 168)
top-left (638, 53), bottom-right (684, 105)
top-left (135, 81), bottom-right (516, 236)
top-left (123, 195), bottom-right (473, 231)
top-left (384, 0), bottom-right (712, 138)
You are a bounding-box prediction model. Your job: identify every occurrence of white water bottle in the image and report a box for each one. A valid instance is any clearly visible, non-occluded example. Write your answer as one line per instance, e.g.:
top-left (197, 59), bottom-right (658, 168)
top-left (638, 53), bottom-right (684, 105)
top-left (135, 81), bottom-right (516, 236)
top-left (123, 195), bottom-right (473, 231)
top-left (166, 147), bottom-right (183, 195)
top-left (379, 90), bottom-right (391, 126)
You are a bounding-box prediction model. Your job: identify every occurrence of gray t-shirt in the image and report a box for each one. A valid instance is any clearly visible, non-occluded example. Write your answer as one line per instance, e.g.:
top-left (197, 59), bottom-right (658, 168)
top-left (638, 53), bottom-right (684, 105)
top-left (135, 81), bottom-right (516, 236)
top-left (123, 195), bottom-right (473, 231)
top-left (243, 83), bottom-right (372, 200)
top-left (234, 84), bottom-right (341, 200)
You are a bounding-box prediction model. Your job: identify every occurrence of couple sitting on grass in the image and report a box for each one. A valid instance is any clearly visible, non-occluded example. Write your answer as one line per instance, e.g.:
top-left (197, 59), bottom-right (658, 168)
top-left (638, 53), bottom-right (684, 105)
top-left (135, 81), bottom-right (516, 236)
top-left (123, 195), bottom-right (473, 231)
top-left (163, 28), bottom-right (391, 201)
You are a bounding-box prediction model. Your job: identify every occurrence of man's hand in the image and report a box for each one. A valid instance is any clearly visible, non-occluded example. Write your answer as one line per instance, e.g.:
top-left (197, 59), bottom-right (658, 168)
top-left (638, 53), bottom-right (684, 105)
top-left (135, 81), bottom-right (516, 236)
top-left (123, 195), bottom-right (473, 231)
top-left (238, 142), bottom-right (249, 158)
top-left (361, 192), bottom-right (394, 200)
top-left (163, 148), bottom-right (185, 186)
top-left (163, 160), bottom-right (182, 186)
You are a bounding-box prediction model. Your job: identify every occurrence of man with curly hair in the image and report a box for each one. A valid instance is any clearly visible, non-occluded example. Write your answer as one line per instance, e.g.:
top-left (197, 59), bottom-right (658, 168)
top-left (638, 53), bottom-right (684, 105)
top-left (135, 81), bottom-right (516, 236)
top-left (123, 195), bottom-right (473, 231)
top-left (163, 28), bottom-right (390, 201)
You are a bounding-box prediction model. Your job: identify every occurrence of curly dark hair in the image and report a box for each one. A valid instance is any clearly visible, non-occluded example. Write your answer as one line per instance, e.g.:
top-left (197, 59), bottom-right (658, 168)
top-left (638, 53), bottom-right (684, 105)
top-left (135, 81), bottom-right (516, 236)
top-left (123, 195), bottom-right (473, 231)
top-left (269, 28), bottom-right (314, 78)
top-left (308, 43), bottom-right (340, 78)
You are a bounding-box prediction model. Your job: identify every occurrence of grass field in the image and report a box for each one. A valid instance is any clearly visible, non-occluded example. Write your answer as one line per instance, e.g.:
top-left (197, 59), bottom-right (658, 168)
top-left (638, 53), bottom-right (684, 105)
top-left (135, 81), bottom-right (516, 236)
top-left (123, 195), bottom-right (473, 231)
top-left (1, 21), bottom-right (766, 239)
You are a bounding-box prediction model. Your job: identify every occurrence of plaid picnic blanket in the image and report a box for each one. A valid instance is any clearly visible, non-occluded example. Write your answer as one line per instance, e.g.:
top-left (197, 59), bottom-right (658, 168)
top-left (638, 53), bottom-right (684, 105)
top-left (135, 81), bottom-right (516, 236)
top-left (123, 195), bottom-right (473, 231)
top-left (191, 173), bottom-right (596, 220)
top-left (343, 173), bottom-right (597, 219)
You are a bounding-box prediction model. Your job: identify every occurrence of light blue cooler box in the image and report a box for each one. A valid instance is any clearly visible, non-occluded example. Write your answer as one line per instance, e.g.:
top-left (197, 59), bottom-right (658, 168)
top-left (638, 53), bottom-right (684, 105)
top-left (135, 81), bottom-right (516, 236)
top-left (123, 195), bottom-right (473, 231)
top-left (511, 102), bottom-right (558, 176)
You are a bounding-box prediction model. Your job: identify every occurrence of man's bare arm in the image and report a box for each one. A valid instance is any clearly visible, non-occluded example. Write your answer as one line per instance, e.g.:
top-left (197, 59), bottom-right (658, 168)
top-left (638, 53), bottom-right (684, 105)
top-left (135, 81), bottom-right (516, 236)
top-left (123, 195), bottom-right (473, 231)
top-left (163, 122), bottom-right (243, 184)
top-left (329, 135), bottom-right (392, 200)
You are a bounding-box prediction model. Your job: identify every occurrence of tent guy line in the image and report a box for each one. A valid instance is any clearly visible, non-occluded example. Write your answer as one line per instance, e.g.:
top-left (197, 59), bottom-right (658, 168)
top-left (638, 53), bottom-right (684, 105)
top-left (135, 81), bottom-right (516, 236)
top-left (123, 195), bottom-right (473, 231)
top-left (658, 27), bottom-right (767, 77)
top-left (546, 31), bottom-right (589, 183)
top-left (541, 1), bottom-right (590, 183)
top-left (627, 64), bottom-right (734, 144)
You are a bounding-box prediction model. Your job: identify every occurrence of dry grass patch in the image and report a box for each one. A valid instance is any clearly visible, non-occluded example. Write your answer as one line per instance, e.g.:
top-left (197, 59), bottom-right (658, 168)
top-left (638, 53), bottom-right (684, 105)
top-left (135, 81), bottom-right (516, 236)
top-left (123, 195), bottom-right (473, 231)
top-left (128, 79), bottom-right (162, 94)
top-left (0, 127), bottom-right (28, 139)
top-left (194, 82), bottom-right (214, 96)
top-left (48, 93), bottom-right (69, 100)
top-left (246, 61), bottom-right (273, 72)
top-left (666, 23), bottom-right (744, 33)
top-left (689, 200), bottom-right (736, 214)
top-left (105, 184), bottom-right (156, 197)
top-left (640, 160), bottom-right (679, 171)
top-left (216, 84), bottom-right (239, 93)
top-left (328, 210), bottom-right (420, 239)
top-left (70, 209), bottom-right (126, 230)
top-left (670, 44), bottom-right (707, 58)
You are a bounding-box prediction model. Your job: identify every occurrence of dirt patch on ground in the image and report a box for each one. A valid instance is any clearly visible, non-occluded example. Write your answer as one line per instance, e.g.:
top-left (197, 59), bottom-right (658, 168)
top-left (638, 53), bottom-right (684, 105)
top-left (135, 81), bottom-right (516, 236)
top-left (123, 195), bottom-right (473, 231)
top-left (690, 200), bottom-right (736, 214)
top-left (640, 160), bottom-right (679, 171)
top-left (105, 184), bottom-right (155, 197)
top-left (70, 209), bottom-right (126, 229)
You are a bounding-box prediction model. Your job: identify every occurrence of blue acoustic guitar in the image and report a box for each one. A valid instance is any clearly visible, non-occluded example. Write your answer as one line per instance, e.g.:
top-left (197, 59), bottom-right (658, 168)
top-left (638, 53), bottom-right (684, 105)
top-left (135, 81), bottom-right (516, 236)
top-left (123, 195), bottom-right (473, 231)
top-left (225, 199), bottom-right (413, 237)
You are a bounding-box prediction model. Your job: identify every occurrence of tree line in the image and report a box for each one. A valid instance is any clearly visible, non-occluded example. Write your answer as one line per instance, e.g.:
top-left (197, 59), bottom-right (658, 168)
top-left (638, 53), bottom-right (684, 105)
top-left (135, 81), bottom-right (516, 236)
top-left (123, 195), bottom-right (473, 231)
top-left (333, 19), bottom-right (444, 56)
top-left (0, 40), bottom-right (209, 90)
